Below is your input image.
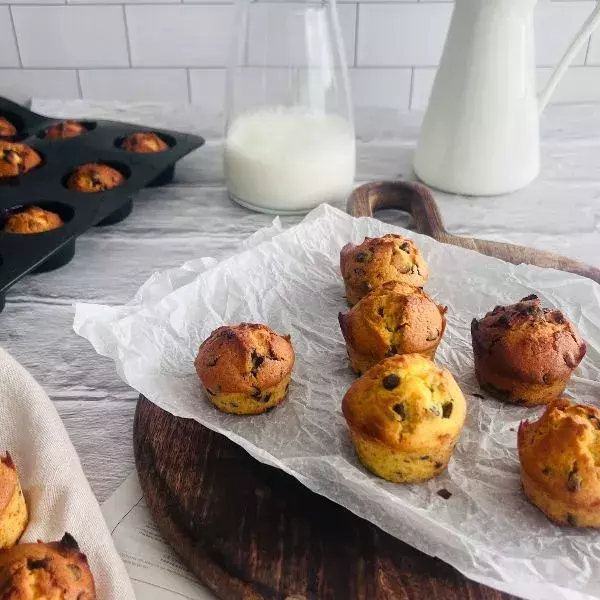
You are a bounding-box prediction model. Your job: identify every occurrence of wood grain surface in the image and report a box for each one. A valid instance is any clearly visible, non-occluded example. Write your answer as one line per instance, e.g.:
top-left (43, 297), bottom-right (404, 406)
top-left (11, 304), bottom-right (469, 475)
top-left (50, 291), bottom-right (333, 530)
top-left (134, 395), bottom-right (516, 600)
top-left (350, 180), bottom-right (600, 285)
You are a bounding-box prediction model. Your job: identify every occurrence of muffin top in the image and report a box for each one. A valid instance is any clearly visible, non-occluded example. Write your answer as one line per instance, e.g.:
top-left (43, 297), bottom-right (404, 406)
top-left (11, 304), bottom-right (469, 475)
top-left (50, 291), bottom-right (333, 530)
top-left (0, 454), bottom-right (18, 515)
top-left (4, 206), bottom-right (63, 234)
top-left (339, 282), bottom-right (446, 358)
top-left (121, 132), bottom-right (168, 154)
top-left (471, 295), bottom-right (586, 384)
top-left (44, 121), bottom-right (87, 140)
top-left (519, 399), bottom-right (600, 509)
top-left (67, 163), bottom-right (124, 192)
top-left (342, 354), bottom-right (466, 452)
top-left (340, 234), bottom-right (429, 303)
top-left (0, 142), bottom-right (42, 177)
top-left (0, 118), bottom-right (17, 139)
top-left (0, 533), bottom-right (96, 599)
top-left (195, 323), bottom-right (295, 395)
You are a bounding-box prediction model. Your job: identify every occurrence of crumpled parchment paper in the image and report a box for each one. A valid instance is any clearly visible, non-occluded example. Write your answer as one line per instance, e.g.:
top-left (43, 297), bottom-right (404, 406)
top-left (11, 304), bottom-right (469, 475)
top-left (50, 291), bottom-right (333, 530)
top-left (74, 204), bottom-right (600, 600)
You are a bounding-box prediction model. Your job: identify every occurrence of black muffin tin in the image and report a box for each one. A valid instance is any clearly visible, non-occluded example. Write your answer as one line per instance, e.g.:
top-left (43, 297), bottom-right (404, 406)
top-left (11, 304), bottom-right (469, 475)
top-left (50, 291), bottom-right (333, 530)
top-left (0, 96), bottom-right (205, 313)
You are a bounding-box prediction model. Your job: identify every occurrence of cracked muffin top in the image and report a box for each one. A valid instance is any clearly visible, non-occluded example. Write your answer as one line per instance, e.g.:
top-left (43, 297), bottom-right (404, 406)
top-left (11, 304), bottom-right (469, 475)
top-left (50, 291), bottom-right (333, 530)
top-left (121, 132), bottom-right (169, 154)
top-left (4, 206), bottom-right (63, 234)
top-left (44, 121), bottom-right (87, 140)
top-left (340, 234), bottom-right (429, 306)
top-left (0, 118), bottom-right (17, 139)
top-left (0, 533), bottom-right (96, 599)
top-left (0, 142), bottom-right (42, 178)
top-left (471, 294), bottom-right (586, 385)
top-left (66, 163), bottom-right (124, 193)
top-left (195, 323), bottom-right (295, 395)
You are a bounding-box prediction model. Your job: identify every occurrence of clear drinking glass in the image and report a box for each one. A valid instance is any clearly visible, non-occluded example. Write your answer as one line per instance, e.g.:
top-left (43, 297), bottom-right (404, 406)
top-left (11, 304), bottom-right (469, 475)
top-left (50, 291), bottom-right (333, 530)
top-left (224, 0), bottom-right (355, 215)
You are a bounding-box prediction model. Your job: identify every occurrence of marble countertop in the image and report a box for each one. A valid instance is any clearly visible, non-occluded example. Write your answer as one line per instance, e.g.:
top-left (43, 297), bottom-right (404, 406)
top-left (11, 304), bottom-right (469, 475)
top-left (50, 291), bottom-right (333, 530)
top-left (0, 100), bottom-right (599, 503)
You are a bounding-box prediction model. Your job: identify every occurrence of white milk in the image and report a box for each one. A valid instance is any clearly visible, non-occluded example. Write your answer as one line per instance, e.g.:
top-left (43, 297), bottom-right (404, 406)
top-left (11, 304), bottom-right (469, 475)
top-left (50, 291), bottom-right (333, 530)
top-left (224, 106), bottom-right (356, 214)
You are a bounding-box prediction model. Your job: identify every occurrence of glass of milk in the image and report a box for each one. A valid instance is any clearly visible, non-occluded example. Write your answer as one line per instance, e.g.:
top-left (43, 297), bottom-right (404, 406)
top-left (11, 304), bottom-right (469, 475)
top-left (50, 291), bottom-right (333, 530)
top-left (225, 0), bottom-right (355, 214)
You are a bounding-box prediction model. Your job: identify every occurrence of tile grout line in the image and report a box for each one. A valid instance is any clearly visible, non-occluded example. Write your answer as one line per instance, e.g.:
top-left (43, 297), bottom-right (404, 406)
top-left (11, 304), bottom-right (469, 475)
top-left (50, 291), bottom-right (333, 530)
top-left (75, 69), bottom-right (83, 98)
top-left (8, 6), bottom-right (23, 68)
top-left (186, 67), bottom-right (192, 103)
top-left (584, 35), bottom-right (593, 65)
top-left (122, 4), bottom-right (133, 67)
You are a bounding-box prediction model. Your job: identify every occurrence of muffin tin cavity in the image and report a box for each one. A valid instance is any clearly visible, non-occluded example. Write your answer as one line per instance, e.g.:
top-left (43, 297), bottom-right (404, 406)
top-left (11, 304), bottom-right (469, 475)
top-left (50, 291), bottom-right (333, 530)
top-left (0, 95), bottom-right (205, 313)
top-left (37, 120), bottom-right (97, 140)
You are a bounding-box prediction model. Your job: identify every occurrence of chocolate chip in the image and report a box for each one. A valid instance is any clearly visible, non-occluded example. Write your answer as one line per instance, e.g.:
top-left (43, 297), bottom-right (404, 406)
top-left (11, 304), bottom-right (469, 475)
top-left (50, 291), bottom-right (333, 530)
top-left (442, 402), bottom-right (453, 418)
top-left (392, 403), bottom-right (405, 418)
top-left (383, 374), bottom-right (401, 390)
top-left (378, 307), bottom-right (385, 317)
top-left (434, 462), bottom-right (443, 469)
top-left (430, 405), bottom-right (441, 417)
top-left (400, 242), bottom-right (411, 253)
top-left (225, 331), bottom-right (236, 339)
top-left (27, 559), bottom-right (49, 570)
top-left (542, 373), bottom-right (551, 384)
top-left (206, 357), bottom-right (218, 367)
top-left (567, 513), bottom-right (577, 527)
top-left (251, 386), bottom-right (261, 398)
top-left (587, 415), bottom-right (600, 429)
top-left (251, 349), bottom-right (264, 374)
top-left (437, 488), bottom-right (452, 500)
top-left (355, 252), bottom-right (367, 263)
top-left (420, 455), bottom-right (430, 460)
top-left (521, 294), bottom-right (538, 302)
top-left (496, 314), bottom-right (510, 327)
top-left (262, 393), bottom-right (272, 403)
top-left (567, 466), bottom-right (582, 492)
top-left (426, 329), bottom-right (439, 342)
top-left (387, 345), bottom-right (398, 356)
top-left (542, 466), bottom-right (553, 477)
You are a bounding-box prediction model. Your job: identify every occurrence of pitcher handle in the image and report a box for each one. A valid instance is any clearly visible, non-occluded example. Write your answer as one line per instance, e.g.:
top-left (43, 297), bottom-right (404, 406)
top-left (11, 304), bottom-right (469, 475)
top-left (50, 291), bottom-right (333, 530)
top-left (539, 2), bottom-right (600, 112)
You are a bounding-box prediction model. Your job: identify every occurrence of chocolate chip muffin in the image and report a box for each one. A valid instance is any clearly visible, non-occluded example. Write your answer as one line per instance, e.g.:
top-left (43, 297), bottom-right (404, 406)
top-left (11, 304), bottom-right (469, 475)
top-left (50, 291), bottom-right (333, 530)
top-left (0, 533), bottom-right (96, 598)
top-left (340, 234), bottom-right (429, 306)
top-left (0, 118), bottom-right (17, 139)
top-left (342, 354), bottom-right (466, 483)
top-left (471, 295), bottom-right (586, 406)
top-left (66, 163), bottom-right (124, 193)
top-left (339, 282), bottom-right (447, 375)
top-left (0, 142), bottom-right (42, 179)
top-left (519, 398), bottom-right (600, 528)
top-left (195, 323), bottom-right (295, 415)
top-left (121, 132), bottom-right (168, 154)
top-left (44, 121), bottom-right (87, 140)
top-left (0, 453), bottom-right (28, 551)
top-left (4, 206), bottom-right (63, 234)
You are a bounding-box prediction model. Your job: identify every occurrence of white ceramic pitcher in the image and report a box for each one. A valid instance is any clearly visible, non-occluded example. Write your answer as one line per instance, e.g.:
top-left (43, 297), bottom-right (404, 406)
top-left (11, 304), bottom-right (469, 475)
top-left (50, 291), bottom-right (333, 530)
top-left (413, 0), bottom-right (600, 196)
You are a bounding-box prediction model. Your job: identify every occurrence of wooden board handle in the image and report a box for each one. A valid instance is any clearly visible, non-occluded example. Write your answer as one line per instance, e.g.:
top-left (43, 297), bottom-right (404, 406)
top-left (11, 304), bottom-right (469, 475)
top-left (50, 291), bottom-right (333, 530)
top-left (349, 181), bottom-right (600, 286)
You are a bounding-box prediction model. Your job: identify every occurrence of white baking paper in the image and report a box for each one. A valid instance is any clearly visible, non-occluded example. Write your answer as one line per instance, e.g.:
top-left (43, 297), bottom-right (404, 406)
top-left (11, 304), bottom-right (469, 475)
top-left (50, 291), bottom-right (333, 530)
top-left (74, 204), bottom-right (600, 600)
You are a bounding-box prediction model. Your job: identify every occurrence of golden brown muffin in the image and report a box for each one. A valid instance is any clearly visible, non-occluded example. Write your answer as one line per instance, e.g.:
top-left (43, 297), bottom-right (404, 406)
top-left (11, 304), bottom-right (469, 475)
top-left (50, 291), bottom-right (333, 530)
top-left (0, 453), bottom-right (28, 551)
top-left (0, 118), bottom-right (17, 139)
top-left (340, 234), bottom-right (429, 306)
top-left (66, 163), bottom-right (124, 193)
top-left (4, 206), bottom-right (63, 235)
top-left (195, 323), bottom-right (295, 415)
top-left (519, 399), bottom-right (600, 528)
top-left (121, 132), bottom-right (168, 154)
top-left (339, 282), bottom-right (447, 375)
top-left (0, 142), bottom-right (42, 179)
top-left (471, 294), bottom-right (586, 406)
top-left (0, 533), bottom-right (97, 599)
top-left (342, 354), bottom-right (466, 483)
top-left (44, 121), bottom-right (87, 140)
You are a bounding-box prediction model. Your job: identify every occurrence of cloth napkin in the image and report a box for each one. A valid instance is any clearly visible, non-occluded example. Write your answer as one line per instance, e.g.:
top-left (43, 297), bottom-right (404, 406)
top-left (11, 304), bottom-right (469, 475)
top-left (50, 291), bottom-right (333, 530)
top-left (0, 346), bottom-right (136, 600)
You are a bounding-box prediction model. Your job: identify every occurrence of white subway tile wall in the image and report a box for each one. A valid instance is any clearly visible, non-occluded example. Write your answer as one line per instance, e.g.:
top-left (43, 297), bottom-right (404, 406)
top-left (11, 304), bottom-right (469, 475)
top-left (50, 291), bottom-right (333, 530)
top-left (1, 0), bottom-right (600, 110)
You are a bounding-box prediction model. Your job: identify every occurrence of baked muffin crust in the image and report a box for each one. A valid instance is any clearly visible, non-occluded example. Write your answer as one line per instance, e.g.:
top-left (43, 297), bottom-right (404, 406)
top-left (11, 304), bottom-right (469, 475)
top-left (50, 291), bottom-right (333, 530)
top-left (0, 118), bottom-right (17, 139)
top-left (340, 234), bottom-right (429, 306)
top-left (44, 121), bottom-right (87, 140)
top-left (66, 163), bottom-right (124, 193)
top-left (4, 206), bottom-right (63, 234)
top-left (121, 132), bottom-right (168, 154)
top-left (0, 142), bottom-right (42, 178)
top-left (0, 453), bottom-right (28, 551)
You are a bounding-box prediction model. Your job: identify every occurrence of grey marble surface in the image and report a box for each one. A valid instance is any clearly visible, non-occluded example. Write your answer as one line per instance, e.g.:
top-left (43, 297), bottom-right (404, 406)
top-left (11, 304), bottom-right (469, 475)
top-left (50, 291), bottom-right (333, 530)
top-left (0, 100), bottom-right (599, 503)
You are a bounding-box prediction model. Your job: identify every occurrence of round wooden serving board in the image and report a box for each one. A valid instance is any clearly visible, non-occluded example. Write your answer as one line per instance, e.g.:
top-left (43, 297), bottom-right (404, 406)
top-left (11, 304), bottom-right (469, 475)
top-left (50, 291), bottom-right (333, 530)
top-left (134, 180), bottom-right (596, 600)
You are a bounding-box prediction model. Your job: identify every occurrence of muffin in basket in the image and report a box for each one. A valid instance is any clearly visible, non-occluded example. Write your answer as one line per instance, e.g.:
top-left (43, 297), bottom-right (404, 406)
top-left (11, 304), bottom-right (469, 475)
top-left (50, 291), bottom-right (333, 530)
top-left (471, 294), bottom-right (586, 406)
top-left (66, 163), bottom-right (124, 193)
top-left (519, 398), bottom-right (600, 528)
top-left (340, 234), bottom-right (429, 306)
top-left (339, 282), bottom-right (447, 375)
top-left (0, 118), bottom-right (17, 139)
top-left (0, 453), bottom-right (28, 550)
top-left (4, 206), bottom-right (63, 235)
top-left (121, 132), bottom-right (168, 154)
top-left (195, 323), bottom-right (295, 415)
top-left (0, 533), bottom-right (96, 598)
top-left (342, 354), bottom-right (466, 483)
top-left (44, 121), bottom-right (87, 140)
top-left (0, 142), bottom-right (42, 178)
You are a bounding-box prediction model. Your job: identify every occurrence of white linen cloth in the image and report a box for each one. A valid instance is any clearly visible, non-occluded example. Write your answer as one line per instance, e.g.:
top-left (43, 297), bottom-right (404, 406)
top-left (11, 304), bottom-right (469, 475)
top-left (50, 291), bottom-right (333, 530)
top-left (0, 346), bottom-right (136, 600)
